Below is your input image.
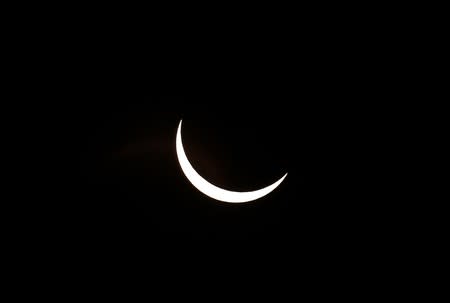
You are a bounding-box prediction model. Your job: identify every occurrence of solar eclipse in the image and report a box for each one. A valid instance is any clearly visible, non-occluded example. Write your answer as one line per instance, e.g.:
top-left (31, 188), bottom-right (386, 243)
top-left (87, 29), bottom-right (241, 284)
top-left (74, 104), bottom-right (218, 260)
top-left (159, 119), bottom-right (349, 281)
top-left (176, 119), bottom-right (288, 203)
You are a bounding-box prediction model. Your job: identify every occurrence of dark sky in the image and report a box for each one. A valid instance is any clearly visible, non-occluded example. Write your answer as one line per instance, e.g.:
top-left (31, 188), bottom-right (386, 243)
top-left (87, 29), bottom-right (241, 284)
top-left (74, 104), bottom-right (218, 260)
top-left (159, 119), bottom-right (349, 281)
top-left (57, 70), bottom-right (384, 273)
top-left (0, 4), bottom-right (427, 300)
top-left (22, 16), bottom-right (401, 291)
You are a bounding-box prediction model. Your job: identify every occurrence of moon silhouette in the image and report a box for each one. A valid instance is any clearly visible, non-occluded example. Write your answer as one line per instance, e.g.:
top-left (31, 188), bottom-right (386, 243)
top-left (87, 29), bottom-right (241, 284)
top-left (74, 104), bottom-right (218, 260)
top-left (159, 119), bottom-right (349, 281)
top-left (176, 119), bottom-right (287, 203)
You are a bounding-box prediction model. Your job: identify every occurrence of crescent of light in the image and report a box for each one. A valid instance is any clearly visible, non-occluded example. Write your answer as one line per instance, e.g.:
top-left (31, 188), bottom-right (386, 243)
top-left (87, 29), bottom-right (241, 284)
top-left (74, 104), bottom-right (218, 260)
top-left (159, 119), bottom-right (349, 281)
top-left (176, 119), bottom-right (288, 203)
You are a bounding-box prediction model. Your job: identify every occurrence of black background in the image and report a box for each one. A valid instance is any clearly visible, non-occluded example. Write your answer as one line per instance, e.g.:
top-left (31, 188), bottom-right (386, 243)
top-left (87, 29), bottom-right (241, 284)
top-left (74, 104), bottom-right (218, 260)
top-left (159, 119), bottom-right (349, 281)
top-left (57, 57), bottom-right (384, 275)
top-left (14, 9), bottom-right (406, 294)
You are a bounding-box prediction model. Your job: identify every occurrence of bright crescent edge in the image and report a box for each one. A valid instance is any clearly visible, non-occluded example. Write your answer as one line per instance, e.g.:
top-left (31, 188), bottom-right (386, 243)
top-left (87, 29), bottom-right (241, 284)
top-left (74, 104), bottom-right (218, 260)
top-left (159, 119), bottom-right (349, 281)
top-left (176, 119), bottom-right (287, 203)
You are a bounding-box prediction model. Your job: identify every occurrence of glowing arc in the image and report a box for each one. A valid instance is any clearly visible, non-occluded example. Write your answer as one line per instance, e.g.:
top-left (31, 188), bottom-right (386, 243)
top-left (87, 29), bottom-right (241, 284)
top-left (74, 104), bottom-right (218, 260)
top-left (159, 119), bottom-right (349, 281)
top-left (176, 119), bottom-right (287, 203)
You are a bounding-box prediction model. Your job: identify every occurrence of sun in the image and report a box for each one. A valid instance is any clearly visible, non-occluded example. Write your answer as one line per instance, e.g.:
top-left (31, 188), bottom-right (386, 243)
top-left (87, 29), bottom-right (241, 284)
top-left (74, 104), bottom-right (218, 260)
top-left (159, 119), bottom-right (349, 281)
top-left (176, 119), bottom-right (287, 203)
